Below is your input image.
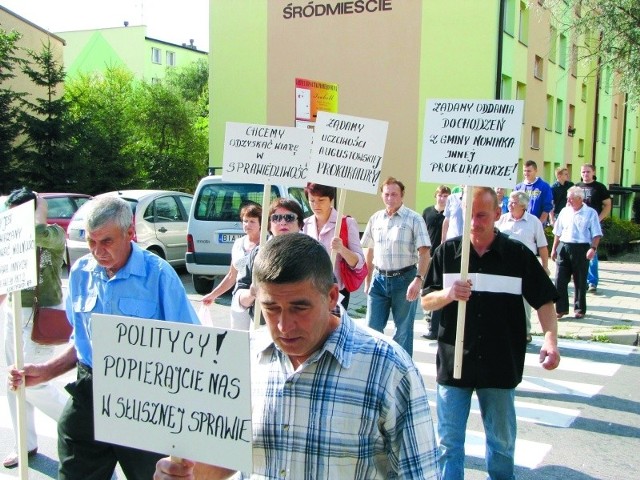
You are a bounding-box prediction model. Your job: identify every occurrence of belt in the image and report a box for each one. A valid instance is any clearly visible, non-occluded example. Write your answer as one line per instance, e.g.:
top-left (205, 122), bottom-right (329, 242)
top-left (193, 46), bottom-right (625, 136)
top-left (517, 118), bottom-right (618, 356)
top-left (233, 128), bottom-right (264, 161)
top-left (375, 265), bottom-right (415, 277)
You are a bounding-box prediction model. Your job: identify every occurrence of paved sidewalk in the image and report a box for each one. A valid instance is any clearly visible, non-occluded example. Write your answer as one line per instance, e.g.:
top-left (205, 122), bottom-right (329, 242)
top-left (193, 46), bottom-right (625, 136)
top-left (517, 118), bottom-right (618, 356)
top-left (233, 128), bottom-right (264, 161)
top-left (200, 259), bottom-right (640, 346)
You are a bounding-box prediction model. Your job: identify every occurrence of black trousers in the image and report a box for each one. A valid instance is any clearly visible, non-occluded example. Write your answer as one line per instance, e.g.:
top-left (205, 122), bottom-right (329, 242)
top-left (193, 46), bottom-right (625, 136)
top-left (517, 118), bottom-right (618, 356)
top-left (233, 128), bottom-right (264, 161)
top-left (57, 363), bottom-right (164, 480)
top-left (555, 242), bottom-right (589, 314)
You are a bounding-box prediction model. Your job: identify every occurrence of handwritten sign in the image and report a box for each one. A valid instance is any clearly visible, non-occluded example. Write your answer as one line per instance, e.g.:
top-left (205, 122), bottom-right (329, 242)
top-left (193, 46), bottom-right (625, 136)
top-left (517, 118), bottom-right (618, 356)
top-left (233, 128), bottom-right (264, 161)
top-left (92, 314), bottom-right (253, 472)
top-left (310, 111), bottom-right (388, 194)
top-left (0, 201), bottom-right (37, 295)
top-left (222, 122), bottom-right (312, 187)
top-left (420, 99), bottom-right (524, 188)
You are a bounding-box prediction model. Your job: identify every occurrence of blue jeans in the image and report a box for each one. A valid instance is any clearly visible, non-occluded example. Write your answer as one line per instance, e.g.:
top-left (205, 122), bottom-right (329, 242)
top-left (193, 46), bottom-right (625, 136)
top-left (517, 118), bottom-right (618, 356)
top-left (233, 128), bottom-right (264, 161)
top-left (437, 384), bottom-right (516, 480)
top-left (367, 267), bottom-right (418, 356)
top-left (587, 252), bottom-right (599, 287)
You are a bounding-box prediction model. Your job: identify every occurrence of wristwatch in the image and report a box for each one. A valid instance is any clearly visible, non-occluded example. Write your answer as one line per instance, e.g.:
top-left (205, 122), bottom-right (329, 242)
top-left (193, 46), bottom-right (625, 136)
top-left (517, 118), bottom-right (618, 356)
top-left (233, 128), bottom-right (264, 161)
top-left (415, 274), bottom-right (424, 281)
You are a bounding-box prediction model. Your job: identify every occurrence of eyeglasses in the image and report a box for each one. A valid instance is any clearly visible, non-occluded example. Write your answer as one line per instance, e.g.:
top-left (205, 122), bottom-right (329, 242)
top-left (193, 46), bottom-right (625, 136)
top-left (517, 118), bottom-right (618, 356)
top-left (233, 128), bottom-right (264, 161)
top-left (270, 213), bottom-right (297, 223)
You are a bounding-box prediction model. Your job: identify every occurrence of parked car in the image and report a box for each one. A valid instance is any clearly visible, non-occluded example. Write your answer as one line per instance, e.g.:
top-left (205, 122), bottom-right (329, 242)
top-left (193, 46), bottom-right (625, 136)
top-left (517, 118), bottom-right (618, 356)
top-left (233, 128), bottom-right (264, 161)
top-left (66, 190), bottom-right (193, 267)
top-left (186, 176), bottom-right (312, 294)
top-left (41, 193), bottom-right (92, 232)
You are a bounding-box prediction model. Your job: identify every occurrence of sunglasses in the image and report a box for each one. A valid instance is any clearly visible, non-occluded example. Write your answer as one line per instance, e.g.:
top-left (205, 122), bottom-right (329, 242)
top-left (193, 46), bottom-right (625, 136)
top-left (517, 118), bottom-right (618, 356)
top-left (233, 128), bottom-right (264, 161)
top-left (270, 213), bottom-right (298, 223)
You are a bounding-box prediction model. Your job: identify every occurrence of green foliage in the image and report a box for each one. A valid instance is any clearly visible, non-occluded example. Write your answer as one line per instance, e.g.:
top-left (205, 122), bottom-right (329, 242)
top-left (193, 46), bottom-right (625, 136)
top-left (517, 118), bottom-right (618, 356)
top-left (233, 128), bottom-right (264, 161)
top-left (548, 0), bottom-right (640, 104)
top-left (14, 41), bottom-right (76, 191)
top-left (0, 28), bottom-right (25, 192)
top-left (601, 216), bottom-right (640, 246)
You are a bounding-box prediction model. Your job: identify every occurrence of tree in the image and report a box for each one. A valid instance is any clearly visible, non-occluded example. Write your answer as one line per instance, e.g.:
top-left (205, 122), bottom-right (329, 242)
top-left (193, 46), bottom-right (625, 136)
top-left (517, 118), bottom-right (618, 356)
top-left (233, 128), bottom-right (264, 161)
top-left (131, 80), bottom-right (208, 191)
top-left (14, 40), bottom-right (77, 191)
top-left (549, 0), bottom-right (640, 103)
top-left (64, 67), bottom-right (140, 194)
top-left (0, 28), bottom-right (25, 192)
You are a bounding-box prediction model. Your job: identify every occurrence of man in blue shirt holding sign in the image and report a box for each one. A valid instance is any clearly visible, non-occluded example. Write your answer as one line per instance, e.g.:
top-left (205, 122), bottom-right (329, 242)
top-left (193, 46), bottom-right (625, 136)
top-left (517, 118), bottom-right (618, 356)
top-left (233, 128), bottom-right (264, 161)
top-left (9, 196), bottom-right (199, 480)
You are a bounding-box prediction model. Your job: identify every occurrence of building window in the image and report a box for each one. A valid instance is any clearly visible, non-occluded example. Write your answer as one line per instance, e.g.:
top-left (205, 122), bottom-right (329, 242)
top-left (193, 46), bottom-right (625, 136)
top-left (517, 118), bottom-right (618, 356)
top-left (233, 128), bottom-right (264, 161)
top-left (166, 51), bottom-right (176, 66)
top-left (534, 55), bottom-right (543, 80)
top-left (611, 146), bottom-right (616, 163)
top-left (559, 34), bottom-right (567, 69)
top-left (546, 95), bottom-right (554, 130)
top-left (504, 0), bottom-right (516, 36)
top-left (568, 104), bottom-right (575, 136)
top-left (151, 47), bottom-right (161, 64)
top-left (581, 83), bottom-right (587, 102)
top-left (531, 126), bottom-right (540, 149)
top-left (501, 75), bottom-right (512, 99)
top-left (516, 82), bottom-right (526, 122)
top-left (571, 44), bottom-right (578, 77)
top-left (601, 116), bottom-right (608, 143)
top-left (614, 103), bottom-right (618, 119)
top-left (578, 139), bottom-right (585, 157)
top-left (549, 26), bottom-right (557, 63)
top-left (555, 99), bottom-right (564, 133)
top-left (519, 2), bottom-right (529, 45)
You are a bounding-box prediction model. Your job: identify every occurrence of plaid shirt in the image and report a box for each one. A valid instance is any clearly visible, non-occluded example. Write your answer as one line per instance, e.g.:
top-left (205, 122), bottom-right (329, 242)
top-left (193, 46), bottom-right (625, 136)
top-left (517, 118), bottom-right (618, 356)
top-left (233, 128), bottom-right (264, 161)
top-left (361, 204), bottom-right (430, 271)
top-left (246, 313), bottom-right (440, 479)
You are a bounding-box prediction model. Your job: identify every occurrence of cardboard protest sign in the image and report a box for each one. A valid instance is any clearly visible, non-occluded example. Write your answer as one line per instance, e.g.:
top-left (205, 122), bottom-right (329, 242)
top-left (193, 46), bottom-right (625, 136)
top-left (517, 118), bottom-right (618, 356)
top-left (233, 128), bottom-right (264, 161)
top-left (222, 122), bottom-right (312, 187)
top-left (0, 201), bottom-right (37, 295)
top-left (92, 314), bottom-right (253, 472)
top-left (310, 111), bottom-right (388, 195)
top-left (421, 99), bottom-right (524, 188)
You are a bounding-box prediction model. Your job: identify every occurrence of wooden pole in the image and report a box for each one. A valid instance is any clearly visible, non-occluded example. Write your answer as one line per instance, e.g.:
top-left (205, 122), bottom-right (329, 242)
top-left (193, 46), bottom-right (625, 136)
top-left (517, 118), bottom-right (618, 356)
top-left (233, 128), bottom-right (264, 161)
top-left (11, 291), bottom-right (29, 479)
top-left (330, 189), bottom-right (347, 265)
top-left (253, 185), bottom-right (272, 329)
top-left (453, 186), bottom-right (473, 379)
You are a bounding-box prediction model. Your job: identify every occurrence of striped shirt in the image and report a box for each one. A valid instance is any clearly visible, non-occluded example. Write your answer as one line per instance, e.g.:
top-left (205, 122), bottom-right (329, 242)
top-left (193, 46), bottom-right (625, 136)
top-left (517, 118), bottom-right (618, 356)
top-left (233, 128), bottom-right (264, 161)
top-left (246, 313), bottom-right (440, 479)
top-left (361, 204), bottom-right (430, 271)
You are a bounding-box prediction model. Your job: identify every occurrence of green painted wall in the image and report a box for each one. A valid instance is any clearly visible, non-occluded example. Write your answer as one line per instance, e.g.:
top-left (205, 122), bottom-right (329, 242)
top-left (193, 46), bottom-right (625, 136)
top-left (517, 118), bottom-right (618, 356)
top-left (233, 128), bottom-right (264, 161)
top-left (209, 1), bottom-right (267, 168)
top-left (416, 1), bottom-right (500, 209)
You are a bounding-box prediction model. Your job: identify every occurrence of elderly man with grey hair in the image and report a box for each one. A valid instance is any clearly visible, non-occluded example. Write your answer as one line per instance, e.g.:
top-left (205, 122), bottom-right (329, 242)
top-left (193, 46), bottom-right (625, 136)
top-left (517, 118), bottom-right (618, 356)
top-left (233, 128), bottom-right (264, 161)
top-left (551, 186), bottom-right (603, 319)
top-left (9, 195), bottom-right (199, 480)
top-left (496, 190), bottom-right (550, 342)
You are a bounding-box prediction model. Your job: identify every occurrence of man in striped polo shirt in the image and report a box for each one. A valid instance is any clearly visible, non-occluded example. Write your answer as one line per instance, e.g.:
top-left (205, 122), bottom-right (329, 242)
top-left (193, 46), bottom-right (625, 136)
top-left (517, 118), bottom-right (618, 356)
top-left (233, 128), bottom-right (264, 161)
top-left (421, 186), bottom-right (560, 480)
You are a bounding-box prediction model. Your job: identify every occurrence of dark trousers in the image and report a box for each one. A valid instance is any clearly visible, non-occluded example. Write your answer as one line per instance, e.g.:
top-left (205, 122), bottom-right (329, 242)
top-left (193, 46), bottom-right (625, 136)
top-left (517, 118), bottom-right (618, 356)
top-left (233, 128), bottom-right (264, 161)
top-left (429, 309), bottom-right (441, 336)
top-left (340, 288), bottom-right (350, 310)
top-left (57, 363), bottom-right (164, 480)
top-left (555, 242), bottom-right (589, 314)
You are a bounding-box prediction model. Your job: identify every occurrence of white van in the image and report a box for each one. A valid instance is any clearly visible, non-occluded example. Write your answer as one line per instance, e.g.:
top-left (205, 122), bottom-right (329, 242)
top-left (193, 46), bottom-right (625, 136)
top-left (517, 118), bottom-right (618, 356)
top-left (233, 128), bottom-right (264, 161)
top-left (186, 176), bottom-right (312, 293)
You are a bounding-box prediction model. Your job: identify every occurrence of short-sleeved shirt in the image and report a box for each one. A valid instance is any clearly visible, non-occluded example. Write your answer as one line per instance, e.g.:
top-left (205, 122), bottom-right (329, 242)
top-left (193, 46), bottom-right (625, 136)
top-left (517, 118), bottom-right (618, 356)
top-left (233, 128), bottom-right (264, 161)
top-left (67, 242), bottom-right (199, 367)
top-left (422, 206), bottom-right (445, 250)
top-left (231, 235), bottom-right (255, 273)
top-left (247, 312), bottom-right (440, 479)
top-left (361, 204), bottom-right (430, 271)
top-left (423, 232), bottom-right (557, 389)
top-left (575, 181), bottom-right (610, 215)
top-left (303, 208), bottom-right (365, 289)
top-left (553, 204), bottom-right (603, 244)
top-left (495, 211), bottom-right (548, 254)
top-left (514, 177), bottom-right (553, 219)
top-left (444, 193), bottom-right (464, 240)
top-left (551, 180), bottom-right (574, 215)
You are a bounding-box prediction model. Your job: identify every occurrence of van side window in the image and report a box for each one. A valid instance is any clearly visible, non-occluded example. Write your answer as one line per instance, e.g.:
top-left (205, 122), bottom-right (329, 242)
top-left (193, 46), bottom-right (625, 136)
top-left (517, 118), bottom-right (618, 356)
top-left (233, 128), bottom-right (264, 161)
top-left (194, 184), bottom-right (281, 221)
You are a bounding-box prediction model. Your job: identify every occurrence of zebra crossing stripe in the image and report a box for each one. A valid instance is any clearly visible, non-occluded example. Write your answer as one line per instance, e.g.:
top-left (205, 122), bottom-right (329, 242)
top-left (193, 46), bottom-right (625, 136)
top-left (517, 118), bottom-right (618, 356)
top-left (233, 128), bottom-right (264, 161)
top-left (519, 375), bottom-right (603, 398)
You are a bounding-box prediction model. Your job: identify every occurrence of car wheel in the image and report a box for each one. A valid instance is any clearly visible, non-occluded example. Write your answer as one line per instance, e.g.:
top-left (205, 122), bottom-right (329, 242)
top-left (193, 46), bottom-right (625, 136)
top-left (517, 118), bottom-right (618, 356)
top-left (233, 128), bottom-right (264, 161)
top-left (193, 275), bottom-right (214, 295)
top-left (147, 247), bottom-right (166, 259)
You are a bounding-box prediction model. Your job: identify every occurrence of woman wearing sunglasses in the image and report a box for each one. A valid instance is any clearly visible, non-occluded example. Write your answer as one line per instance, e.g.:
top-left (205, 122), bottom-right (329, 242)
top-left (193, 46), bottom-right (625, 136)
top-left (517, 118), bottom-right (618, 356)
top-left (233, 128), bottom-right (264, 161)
top-left (231, 198), bottom-right (304, 328)
top-left (302, 183), bottom-right (365, 309)
top-left (201, 202), bottom-right (262, 306)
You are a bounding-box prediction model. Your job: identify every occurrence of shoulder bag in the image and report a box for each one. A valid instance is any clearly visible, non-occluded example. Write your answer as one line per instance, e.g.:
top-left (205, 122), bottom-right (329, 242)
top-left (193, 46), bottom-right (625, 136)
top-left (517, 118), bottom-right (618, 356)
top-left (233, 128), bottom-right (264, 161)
top-left (31, 248), bottom-right (72, 345)
top-left (338, 216), bottom-right (368, 292)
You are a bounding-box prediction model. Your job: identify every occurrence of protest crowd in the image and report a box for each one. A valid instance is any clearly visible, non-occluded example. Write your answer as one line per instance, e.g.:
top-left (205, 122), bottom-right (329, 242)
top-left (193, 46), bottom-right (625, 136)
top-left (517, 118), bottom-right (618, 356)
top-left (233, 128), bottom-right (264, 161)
top-left (2, 162), bottom-right (610, 479)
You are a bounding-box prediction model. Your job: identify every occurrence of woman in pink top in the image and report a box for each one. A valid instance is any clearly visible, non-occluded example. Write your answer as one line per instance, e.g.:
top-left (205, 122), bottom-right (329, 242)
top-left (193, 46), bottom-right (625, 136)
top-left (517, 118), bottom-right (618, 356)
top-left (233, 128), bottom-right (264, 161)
top-left (302, 183), bottom-right (365, 309)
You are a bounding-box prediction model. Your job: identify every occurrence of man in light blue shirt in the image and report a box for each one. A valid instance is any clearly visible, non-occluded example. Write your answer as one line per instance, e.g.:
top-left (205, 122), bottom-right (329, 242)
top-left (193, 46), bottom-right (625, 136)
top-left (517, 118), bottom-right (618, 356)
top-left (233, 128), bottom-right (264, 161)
top-left (551, 186), bottom-right (602, 319)
top-left (9, 196), bottom-right (198, 480)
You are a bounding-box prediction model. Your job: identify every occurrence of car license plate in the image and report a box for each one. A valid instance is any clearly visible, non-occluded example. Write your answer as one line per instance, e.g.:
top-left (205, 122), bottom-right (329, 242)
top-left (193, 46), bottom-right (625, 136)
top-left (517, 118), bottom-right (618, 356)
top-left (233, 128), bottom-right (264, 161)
top-left (78, 229), bottom-right (85, 240)
top-left (218, 233), bottom-right (242, 243)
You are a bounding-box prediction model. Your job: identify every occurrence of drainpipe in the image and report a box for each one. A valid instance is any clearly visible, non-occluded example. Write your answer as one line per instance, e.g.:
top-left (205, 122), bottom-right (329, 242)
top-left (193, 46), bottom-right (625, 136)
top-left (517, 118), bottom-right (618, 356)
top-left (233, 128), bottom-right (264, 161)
top-left (495, 0), bottom-right (506, 100)
top-left (591, 32), bottom-right (603, 165)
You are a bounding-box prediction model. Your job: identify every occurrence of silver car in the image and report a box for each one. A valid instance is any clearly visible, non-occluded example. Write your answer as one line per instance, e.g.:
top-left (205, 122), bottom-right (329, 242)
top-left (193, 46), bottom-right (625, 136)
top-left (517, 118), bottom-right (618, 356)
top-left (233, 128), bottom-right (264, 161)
top-left (66, 190), bottom-right (193, 267)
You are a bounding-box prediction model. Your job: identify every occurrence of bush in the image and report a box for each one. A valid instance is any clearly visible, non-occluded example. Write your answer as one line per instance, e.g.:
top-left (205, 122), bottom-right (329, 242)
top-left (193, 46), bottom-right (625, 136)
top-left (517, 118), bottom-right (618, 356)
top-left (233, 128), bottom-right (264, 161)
top-left (600, 216), bottom-right (640, 257)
